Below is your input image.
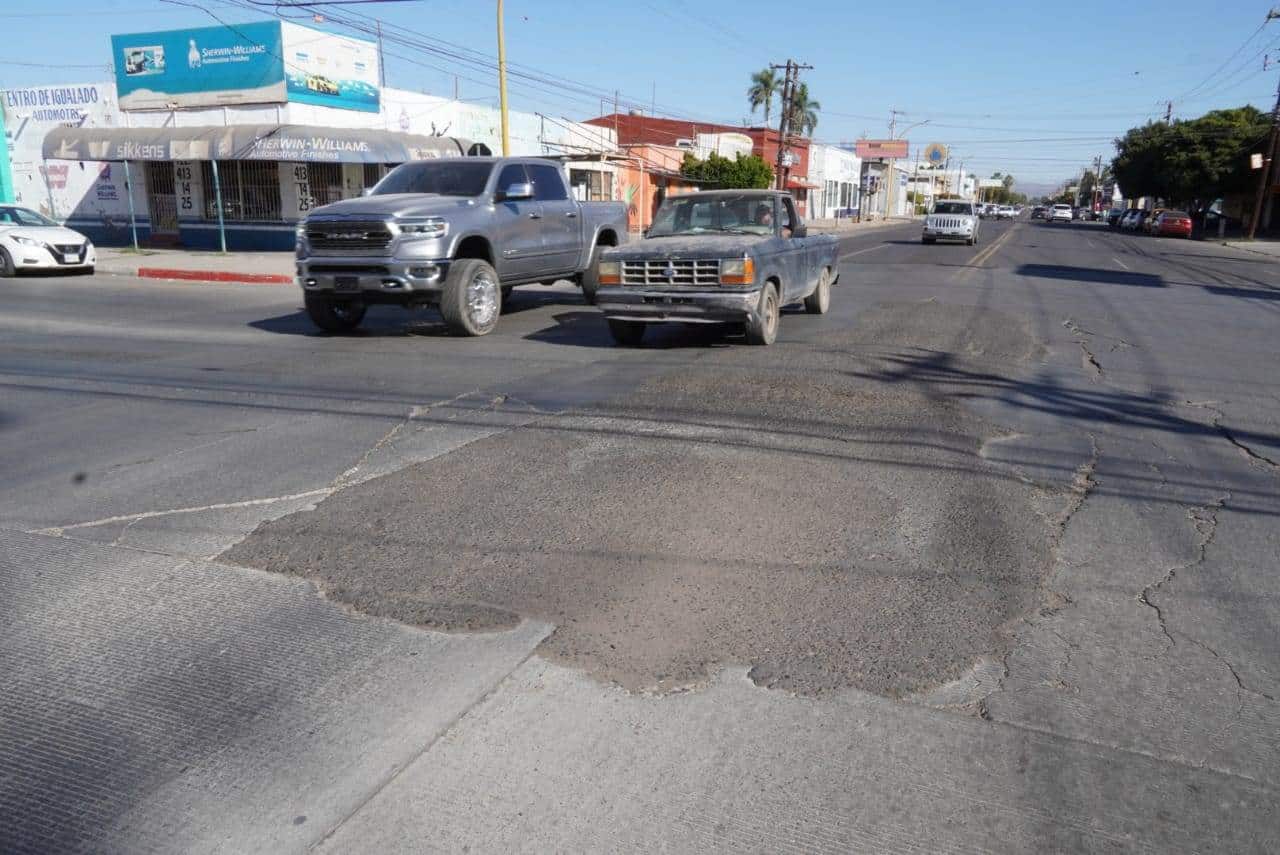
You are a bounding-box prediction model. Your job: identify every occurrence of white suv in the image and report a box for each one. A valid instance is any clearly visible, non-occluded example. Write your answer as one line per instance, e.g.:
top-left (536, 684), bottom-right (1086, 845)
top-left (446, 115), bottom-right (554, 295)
top-left (1049, 204), bottom-right (1072, 223)
top-left (922, 200), bottom-right (979, 245)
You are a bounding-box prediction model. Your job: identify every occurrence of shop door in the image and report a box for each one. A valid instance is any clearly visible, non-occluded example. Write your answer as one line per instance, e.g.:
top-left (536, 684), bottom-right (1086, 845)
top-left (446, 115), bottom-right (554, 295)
top-left (144, 162), bottom-right (179, 237)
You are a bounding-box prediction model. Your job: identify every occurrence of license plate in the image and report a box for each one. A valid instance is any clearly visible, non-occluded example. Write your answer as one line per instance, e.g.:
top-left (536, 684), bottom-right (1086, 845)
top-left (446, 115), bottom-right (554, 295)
top-left (334, 276), bottom-right (359, 292)
top-left (63, 251), bottom-right (80, 263)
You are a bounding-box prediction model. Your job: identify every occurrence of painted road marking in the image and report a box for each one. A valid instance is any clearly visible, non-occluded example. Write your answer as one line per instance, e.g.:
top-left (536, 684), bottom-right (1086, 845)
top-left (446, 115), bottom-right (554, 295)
top-left (840, 243), bottom-right (891, 260)
top-left (1114, 257), bottom-right (1130, 270)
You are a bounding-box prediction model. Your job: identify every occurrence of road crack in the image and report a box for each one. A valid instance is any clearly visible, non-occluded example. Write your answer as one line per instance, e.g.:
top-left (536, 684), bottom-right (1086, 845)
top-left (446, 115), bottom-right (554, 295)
top-left (1183, 400), bottom-right (1280, 472)
top-left (1136, 495), bottom-right (1228, 658)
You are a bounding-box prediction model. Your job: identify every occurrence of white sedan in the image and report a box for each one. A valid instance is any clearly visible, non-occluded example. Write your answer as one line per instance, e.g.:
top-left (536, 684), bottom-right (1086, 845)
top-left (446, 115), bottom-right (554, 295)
top-left (0, 206), bottom-right (96, 276)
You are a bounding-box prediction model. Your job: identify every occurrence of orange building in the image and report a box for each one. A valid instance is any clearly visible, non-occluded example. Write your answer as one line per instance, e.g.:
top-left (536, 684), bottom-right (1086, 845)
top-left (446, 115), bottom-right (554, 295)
top-left (614, 144), bottom-right (701, 233)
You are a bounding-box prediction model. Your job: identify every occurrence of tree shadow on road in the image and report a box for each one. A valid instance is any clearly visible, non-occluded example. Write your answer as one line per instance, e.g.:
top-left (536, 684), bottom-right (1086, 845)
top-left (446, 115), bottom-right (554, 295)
top-left (1018, 264), bottom-right (1165, 288)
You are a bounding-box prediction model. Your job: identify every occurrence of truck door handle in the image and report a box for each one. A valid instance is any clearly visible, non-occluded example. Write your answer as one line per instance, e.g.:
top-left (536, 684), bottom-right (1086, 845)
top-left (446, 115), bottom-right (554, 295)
top-left (528, 212), bottom-right (542, 219)
top-left (565, 211), bottom-right (578, 218)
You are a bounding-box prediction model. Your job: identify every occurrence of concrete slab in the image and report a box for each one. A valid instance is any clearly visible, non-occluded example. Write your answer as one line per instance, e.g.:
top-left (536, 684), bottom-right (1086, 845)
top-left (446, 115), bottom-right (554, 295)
top-left (0, 529), bottom-right (550, 855)
top-left (318, 658), bottom-right (1279, 854)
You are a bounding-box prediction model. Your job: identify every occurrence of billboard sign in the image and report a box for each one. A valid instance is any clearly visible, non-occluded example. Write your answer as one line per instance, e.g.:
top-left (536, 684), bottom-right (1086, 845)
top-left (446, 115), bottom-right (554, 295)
top-left (855, 139), bottom-right (908, 160)
top-left (112, 22), bottom-right (285, 110)
top-left (281, 22), bottom-right (379, 113)
top-left (111, 22), bottom-right (379, 112)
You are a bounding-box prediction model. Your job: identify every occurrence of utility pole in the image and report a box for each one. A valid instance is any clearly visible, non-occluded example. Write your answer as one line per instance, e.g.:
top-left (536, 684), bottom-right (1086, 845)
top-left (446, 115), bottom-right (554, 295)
top-left (1248, 7), bottom-right (1280, 238)
top-left (376, 21), bottom-right (386, 89)
top-left (770, 59), bottom-right (812, 191)
top-left (1165, 101), bottom-right (1172, 123)
top-left (496, 0), bottom-right (510, 155)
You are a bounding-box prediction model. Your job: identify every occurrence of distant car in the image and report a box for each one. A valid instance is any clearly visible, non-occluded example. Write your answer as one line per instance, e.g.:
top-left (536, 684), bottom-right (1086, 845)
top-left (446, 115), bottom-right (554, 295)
top-left (1030, 205), bottom-right (1047, 220)
top-left (0, 205), bottom-right (96, 276)
top-left (1152, 210), bottom-right (1193, 238)
top-left (1107, 208), bottom-right (1126, 227)
top-left (1048, 204), bottom-right (1073, 223)
top-left (1122, 210), bottom-right (1151, 232)
top-left (922, 199), bottom-right (980, 245)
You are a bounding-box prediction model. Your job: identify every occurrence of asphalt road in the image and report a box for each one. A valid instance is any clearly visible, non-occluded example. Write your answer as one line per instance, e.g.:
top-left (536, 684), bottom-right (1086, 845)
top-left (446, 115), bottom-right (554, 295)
top-left (2, 218), bottom-right (1279, 852)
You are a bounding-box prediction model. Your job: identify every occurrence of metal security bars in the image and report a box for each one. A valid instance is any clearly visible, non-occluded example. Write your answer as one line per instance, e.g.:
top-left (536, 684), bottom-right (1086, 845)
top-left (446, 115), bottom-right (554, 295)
top-left (200, 160), bottom-right (283, 222)
top-left (308, 163), bottom-right (345, 209)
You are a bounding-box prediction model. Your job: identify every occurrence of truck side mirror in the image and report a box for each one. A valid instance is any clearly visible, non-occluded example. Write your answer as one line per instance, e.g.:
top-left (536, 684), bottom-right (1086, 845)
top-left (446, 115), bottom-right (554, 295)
top-left (498, 182), bottom-right (534, 201)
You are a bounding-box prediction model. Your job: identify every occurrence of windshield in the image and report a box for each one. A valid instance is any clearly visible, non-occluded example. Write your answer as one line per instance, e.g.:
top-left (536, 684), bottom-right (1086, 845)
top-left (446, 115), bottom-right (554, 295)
top-left (648, 194), bottom-right (777, 237)
top-left (0, 206), bottom-right (59, 227)
top-left (372, 161), bottom-right (494, 197)
top-left (933, 202), bottom-right (972, 215)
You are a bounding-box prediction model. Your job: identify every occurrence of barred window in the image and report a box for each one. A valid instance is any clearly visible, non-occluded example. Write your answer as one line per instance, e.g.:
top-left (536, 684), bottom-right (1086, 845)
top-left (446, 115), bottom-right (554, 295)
top-left (200, 160), bottom-right (283, 222)
top-left (363, 163), bottom-right (383, 190)
top-left (569, 168), bottom-right (613, 202)
top-left (308, 163), bottom-right (345, 208)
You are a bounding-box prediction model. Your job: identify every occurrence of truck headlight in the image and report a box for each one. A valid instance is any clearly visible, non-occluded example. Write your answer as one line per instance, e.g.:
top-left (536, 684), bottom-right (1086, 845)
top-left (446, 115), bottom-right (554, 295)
top-left (720, 256), bottom-right (755, 285)
top-left (598, 260), bottom-right (621, 285)
top-left (397, 217), bottom-right (448, 239)
top-left (295, 222), bottom-right (307, 240)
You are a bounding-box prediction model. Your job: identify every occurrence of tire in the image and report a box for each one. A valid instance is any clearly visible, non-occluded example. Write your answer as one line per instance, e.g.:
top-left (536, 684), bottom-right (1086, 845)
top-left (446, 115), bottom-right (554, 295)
top-left (922, 237), bottom-right (935, 245)
top-left (804, 268), bottom-right (831, 315)
top-left (607, 318), bottom-right (646, 346)
top-left (501, 285), bottom-right (513, 303)
top-left (440, 258), bottom-right (501, 336)
top-left (0, 247), bottom-right (14, 277)
top-left (580, 244), bottom-right (603, 305)
top-left (745, 281), bottom-right (780, 346)
top-left (966, 236), bottom-right (976, 246)
top-left (305, 293), bottom-right (367, 333)
top-left (84, 266), bottom-right (95, 275)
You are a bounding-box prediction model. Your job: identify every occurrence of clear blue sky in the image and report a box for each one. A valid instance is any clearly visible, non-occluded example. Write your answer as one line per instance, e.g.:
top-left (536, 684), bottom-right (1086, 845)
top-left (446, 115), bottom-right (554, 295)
top-left (3, 0), bottom-right (1277, 186)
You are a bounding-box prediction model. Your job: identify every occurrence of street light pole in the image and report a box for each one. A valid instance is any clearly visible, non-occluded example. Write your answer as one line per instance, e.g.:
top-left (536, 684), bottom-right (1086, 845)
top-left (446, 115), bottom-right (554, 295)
top-left (496, 0), bottom-right (511, 156)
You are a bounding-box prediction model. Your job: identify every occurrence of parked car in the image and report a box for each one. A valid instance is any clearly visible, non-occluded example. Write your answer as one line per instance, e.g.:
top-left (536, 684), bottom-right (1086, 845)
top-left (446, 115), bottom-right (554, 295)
top-left (594, 190), bottom-right (839, 347)
top-left (0, 205), bottom-right (96, 276)
top-left (1142, 208), bottom-right (1168, 235)
top-left (1122, 210), bottom-right (1151, 232)
top-left (295, 157), bottom-right (628, 335)
top-left (922, 199), bottom-right (981, 245)
top-left (1107, 208), bottom-right (1126, 227)
top-left (1152, 210), bottom-right (1193, 238)
top-left (1048, 204), bottom-right (1073, 223)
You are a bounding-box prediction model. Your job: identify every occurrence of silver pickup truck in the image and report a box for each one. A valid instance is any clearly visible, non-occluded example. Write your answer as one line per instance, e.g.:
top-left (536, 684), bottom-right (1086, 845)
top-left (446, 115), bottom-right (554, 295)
top-left (595, 190), bottom-right (840, 346)
top-left (296, 157), bottom-right (628, 336)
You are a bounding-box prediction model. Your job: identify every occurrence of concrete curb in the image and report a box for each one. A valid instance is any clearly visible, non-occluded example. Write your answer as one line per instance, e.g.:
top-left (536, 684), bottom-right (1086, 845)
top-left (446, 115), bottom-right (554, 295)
top-left (1218, 241), bottom-right (1280, 261)
top-left (135, 267), bottom-right (293, 285)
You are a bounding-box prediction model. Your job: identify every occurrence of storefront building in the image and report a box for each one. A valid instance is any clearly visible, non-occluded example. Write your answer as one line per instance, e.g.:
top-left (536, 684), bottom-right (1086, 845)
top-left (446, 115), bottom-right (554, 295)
top-left (3, 20), bottom-right (616, 250)
top-left (809, 144), bottom-right (861, 220)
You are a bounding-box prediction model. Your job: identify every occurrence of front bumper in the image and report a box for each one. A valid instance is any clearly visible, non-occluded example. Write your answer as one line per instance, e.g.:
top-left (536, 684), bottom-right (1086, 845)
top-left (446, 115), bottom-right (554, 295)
top-left (11, 242), bottom-right (96, 270)
top-left (597, 286), bottom-right (761, 324)
top-left (923, 227), bottom-right (973, 242)
top-left (297, 255), bottom-right (450, 301)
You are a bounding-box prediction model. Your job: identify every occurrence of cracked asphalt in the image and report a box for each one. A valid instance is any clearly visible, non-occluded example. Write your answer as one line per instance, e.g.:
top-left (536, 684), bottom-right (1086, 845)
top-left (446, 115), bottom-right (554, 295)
top-left (4, 219), bottom-right (1280, 852)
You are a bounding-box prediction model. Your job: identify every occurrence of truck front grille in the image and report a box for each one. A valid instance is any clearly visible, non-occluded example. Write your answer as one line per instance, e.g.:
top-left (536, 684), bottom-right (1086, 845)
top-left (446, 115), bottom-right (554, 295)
top-left (306, 220), bottom-right (394, 254)
top-left (931, 217), bottom-right (967, 229)
top-left (621, 259), bottom-right (721, 286)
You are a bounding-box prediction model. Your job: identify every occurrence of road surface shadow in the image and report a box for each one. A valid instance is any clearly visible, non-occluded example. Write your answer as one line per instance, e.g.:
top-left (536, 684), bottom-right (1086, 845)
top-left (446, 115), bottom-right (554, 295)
top-left (1017, 264), bottom-right (1165, 288)
top-left (524, 311), bottom-right (737, 349)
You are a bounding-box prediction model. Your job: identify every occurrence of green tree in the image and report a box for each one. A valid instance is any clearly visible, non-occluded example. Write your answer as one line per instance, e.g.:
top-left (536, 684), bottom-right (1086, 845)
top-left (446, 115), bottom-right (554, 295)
top-left (680, 152), bottom-right (775, 189)
top-left (1111, 106), bottom-right (1268, 206)
top-left (788, 83), bottom-right (820, 137)
top-left (747, 68), bottom-right (780, 126)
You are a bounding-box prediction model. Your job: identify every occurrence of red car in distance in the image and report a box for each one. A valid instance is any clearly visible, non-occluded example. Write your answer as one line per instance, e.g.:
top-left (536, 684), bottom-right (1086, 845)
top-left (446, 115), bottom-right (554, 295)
top-left (1154, 210), bottom-right (1193, 238)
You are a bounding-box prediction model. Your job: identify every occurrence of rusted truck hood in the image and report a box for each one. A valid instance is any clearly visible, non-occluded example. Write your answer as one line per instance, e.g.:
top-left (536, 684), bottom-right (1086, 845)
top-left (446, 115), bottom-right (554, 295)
top-left (602, 234), bottom-right (768, 261)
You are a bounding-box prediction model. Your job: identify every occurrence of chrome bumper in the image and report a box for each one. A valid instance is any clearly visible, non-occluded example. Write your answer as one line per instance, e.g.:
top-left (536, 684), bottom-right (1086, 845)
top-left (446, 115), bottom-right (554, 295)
top-left (597, 286), bottom-right (761, 324)
top-left (297, 256), bottom-right (450, 296)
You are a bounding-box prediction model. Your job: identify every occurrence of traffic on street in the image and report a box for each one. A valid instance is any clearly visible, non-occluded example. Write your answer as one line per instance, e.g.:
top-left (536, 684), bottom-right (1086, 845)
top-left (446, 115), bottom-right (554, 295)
top-left (3, 2), bottom-right (1280, 853)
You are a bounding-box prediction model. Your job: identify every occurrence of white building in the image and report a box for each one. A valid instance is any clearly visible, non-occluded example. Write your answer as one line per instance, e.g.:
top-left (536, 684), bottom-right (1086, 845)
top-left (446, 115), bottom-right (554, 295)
top-left (808, 144), bottom-right (861, 219)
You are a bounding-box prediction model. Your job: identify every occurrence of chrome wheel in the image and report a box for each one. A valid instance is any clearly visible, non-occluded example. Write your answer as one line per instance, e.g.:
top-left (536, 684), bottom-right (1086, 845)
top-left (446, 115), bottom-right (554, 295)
top-left (467, 271), bottom-right (500, 329)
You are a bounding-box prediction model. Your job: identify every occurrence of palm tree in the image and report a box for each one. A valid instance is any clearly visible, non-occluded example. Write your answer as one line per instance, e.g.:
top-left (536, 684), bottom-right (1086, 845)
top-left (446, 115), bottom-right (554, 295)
top-left (747, 68), bottom-right (780, 126)
top-left (788, 83), bottom-right (820, 137)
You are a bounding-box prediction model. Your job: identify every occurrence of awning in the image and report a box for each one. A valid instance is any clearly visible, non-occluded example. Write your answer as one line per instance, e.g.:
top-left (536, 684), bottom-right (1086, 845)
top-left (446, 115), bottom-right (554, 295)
top-left (786, 177), bottom-right (820, 190)
top-left (42, 123), bottom-right (490, 163)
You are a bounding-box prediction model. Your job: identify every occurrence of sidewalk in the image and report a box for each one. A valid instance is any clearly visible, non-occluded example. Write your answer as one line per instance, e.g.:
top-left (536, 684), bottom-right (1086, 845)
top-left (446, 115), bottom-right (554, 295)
top-left (96, 247), bottom-right (294, 284)
top-left (808, 215), bottom-right (918, 235)
top-left (1221, 238), bottom-right (1280, 259)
